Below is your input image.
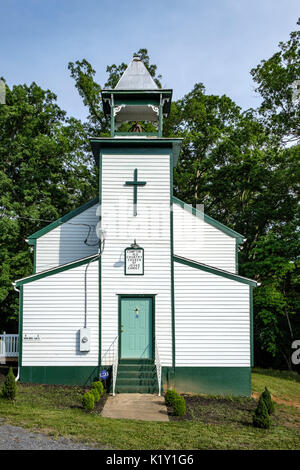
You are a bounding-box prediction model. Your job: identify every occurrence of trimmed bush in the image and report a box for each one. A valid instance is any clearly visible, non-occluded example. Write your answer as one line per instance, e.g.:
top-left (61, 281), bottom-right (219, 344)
top-left (1, 367), bottom-right (17, 400)
top-left (91, 387), bottom-right (100, 403)
top-left (173, 396), bottom-right (186, 416)
top-left (165, 389), bottom-right (179, 406)
top-left (261, 387), bottom-right (275, 414)
top-left (92, 381), bottom-right (104, 397)
top-left (82, 391), bottom-right (95, 411)
top-left (253, 395), bottom-right (271, 429)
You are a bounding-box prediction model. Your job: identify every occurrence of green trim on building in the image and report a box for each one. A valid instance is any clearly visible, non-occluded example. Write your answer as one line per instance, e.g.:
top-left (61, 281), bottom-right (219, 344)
top-left (172, 196), bottom-right (244, 243)
top-left (20, 366), bottom-right (99, 386)
top-left (98, 152), bottom-right (103, 374)
top-left (174, 255), bottom-right (258, 287)
top-left (235, 239), bottom-right (239, 273)
top-left (170, 151), bottom-right (176, 371)
top-left (26, 238), bottom-right (37, 274)
top-left (101, 89), bottom-right (173, 117)
top-left (163, 367), bottom-right (251, 396)
top-left (18, 286), bottom-right (23, 367)
top-left (15, 255), bottom-right (99, 287)
top-left (90, 139), bottom-right (182, 168)
top-left (250, 286), bottom-right (254, 367)
top-left (27, 198), bottom-right (99, 241)
top-left (19, 364), bottom-right (250, 394)
top-left (117, 294), bottom-right (156, 362)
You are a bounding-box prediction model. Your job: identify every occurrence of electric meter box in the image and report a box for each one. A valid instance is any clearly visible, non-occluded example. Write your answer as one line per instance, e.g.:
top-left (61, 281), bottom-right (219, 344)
top-left (79, 328), bottom-right (90, 352)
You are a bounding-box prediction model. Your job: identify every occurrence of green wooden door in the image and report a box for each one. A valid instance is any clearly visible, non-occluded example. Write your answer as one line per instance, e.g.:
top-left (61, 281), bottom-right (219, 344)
top-left (120, 297), bottom-right (152, 359)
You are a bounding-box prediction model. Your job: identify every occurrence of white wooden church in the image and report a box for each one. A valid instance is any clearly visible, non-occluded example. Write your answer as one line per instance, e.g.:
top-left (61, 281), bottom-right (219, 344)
top-left (14, 57), bottom-right (258, 396)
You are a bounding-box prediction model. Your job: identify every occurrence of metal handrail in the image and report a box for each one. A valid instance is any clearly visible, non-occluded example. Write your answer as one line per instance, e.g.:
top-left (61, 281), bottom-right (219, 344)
top-left (102, 335), bottom-right (119, 396)
top-left (155, 337), bottom-right (162, 396)
top-left (112, 336), bottom-right (119, 396)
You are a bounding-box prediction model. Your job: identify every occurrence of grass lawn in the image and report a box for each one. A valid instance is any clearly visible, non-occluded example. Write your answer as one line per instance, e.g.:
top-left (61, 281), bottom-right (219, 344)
top-left (0, 367), bottom-right (299, 450)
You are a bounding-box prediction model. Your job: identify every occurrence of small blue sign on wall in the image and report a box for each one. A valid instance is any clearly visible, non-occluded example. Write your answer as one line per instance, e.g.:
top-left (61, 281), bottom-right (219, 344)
top-left (100, 370), bottom-right (109, 380)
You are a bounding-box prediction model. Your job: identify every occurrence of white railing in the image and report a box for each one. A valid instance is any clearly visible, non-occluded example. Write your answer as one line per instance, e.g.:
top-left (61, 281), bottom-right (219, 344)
top-left (0, 333), bottom-right (19, 360)
top-left (102, 336), bottom-right (119, 396)
top-left (155, 337), bottom-right (162, 396)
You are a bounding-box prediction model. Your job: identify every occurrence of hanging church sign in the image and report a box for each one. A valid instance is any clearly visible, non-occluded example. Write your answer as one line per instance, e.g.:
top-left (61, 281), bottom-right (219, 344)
top-left (125, 241), bottom-right (144, 275)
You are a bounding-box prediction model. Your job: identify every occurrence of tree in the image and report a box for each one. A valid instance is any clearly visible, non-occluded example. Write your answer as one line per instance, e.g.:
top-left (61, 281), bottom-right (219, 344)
top-left (0, 81), bottom-right (96, 331)
top-left (1, 367), bottom-right (17, 400)
top-left (251, 18), bottom-right (300, 144)
top-left (253, 395), bottom-right (271, 429)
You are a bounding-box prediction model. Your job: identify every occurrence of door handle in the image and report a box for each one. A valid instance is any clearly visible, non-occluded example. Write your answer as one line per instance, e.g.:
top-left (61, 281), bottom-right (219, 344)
top-left (121, 324), bottom-right (125, 333)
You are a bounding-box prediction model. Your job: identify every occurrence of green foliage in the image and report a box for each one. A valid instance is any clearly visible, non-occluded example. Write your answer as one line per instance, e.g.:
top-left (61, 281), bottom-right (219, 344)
top-left (253, 395), bottom-right (271, 429)
top-left (164, 389), bottom-right (179, 406)
top-left (173, 396), bottom-right (186, 417)
top-left (82, 391), bottom-right (95, 411)
top-left (261, 387), bottom-right (275, 414)
top-left (0, 80), bottom-right (96, 331)
top-left (91, 387), bottom-right (100, 403)
top-left (251, 18), bottom-right (300, 144)
top-left (92, 381), bottom-right (104, 397)
top-left (1, 367), bottom-right (17, 400)
top-left (167, 65), bottom-right (299, 371)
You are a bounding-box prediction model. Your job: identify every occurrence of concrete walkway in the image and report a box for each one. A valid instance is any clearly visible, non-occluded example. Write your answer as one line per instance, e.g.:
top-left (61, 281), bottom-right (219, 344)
top-left (101, 394), bottom-right (169, 421)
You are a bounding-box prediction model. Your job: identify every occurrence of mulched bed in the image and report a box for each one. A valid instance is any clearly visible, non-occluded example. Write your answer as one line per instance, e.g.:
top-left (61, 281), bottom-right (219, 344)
top-left (167, 394), bottom-right (257, 426)
top-left (90, 392), bottom-right (108, 414)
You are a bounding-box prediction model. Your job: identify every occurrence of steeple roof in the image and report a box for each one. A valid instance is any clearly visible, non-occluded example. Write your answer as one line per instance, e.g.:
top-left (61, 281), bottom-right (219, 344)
top-left (114, 56), bottom-right (158, 90)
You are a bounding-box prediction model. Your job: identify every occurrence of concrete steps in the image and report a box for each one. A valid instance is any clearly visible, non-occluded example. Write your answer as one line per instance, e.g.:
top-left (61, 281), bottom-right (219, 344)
top-left (115, 359), bottom-right (158, 394)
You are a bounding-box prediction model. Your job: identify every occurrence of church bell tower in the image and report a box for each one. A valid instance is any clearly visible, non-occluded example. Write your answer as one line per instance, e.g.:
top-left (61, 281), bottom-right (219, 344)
top-left (90, 56), bottom-right (182, 377)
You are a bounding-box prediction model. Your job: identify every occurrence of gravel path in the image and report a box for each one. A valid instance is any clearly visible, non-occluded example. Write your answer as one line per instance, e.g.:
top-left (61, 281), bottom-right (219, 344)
top-left (0, 420), bottom-right (98, 450)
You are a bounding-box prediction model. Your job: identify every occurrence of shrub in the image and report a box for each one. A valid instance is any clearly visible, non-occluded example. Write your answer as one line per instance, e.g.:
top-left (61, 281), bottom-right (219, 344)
top-left (173, 396), bottom-right (186, 416)
top-left (91, 387), bottom-right (100, 403)
top-left (261, 387), bottom-right (275, 414)
top-left (253, 395), bottom-right (271, 429)
top-left (92, 381), bottom-right (104, 397)
top-left (165, 389), bottom-right (179, 406)
top-left (82, 391), bottom-right (95, 411)
top-left (1, 367), bottom-right (17, 400)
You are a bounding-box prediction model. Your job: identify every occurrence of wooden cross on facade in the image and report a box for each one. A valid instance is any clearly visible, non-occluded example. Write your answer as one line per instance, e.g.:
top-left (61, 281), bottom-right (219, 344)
top-left (125, 168), bottom-right (146, 216)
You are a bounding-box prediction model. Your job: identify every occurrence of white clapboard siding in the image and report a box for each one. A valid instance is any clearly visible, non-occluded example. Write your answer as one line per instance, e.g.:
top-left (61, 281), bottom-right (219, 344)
top-left (174, 261), bottom-right (250, 367)
top-left (101, 154), bottom-right (172, 366)
top-left (35, 204), bottom-right (99, 273)
top-left (22, 262), bottom-right (99, 366)
top-left (173, 203), bottom-right (236, 273)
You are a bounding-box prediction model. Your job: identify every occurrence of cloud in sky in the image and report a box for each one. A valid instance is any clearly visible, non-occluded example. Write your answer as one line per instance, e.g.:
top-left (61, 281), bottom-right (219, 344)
top-left (1, 0), bottom-right (299, 120)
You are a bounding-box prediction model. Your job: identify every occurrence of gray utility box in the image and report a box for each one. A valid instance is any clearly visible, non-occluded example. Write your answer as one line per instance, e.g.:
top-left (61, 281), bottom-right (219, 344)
top-left (79, 328), bottom-right (90, 352)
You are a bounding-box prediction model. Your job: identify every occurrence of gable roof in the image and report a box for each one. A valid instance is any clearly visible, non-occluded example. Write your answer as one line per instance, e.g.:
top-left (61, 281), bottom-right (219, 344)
top-left (172, 196), bottom-right (245, 243)
top-left (174, 255), bottom-right (258, 287)
top-left (27, 198), bottom-right (99, 241)
top-left (14, 254), bottom-right (99, 287)
top-left (114, 57), bottom-right (158, 90)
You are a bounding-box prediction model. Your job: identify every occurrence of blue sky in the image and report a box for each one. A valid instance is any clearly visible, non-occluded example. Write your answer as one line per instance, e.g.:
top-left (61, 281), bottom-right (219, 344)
top-left (1, 0), bottom-right (299, 120)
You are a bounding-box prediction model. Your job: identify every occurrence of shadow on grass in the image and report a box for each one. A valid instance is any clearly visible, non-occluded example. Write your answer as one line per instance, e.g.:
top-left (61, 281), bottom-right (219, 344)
top-left (253, 368), bottom-right (300, 383)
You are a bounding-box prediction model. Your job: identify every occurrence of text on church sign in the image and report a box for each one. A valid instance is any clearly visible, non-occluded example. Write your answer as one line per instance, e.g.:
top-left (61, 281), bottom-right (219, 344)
top-left (125, 242), bottom-right (144, 276)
